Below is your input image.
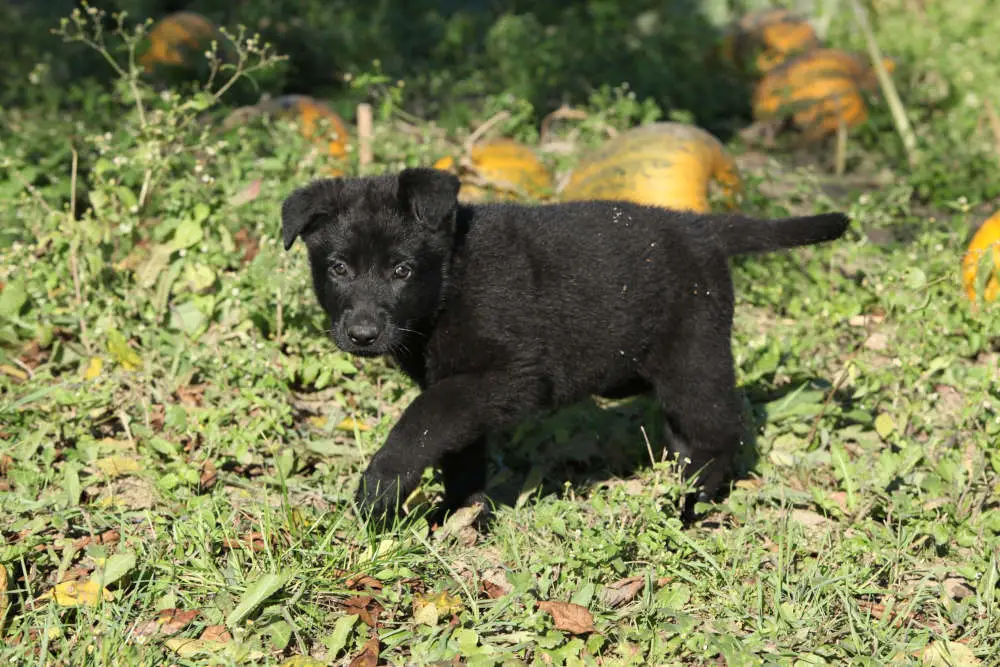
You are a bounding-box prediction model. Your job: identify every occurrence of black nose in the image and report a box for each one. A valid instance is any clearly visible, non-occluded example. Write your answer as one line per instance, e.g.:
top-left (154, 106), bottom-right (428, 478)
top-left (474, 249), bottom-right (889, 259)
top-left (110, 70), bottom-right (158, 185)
top-left (347, 321), bottom-right (380, 346)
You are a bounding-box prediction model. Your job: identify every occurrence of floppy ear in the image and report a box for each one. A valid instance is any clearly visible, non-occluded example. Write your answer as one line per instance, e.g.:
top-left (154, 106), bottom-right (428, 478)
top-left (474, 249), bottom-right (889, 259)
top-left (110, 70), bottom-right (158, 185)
top-left (280, 179), bottom-right (344, 250)
top-left (397, 167), bottom-right (461, 231)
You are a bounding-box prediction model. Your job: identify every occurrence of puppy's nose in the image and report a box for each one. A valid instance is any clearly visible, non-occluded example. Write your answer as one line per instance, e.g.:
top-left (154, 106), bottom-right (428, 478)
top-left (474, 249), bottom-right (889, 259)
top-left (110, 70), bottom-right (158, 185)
top-left (347, 321), bottom-right (380, 346)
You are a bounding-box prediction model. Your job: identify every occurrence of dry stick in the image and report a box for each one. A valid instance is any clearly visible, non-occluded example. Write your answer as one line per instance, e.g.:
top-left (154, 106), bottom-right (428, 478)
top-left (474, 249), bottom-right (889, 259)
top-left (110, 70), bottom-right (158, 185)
top-left (539, 104), bottom-right (588, 144)
top-left (851, 0), bottom-right (919, 167)
top-left (68, 146), bottom-right (91, 353)
top-left (982, 99), bottom-right (1000, 169)
top-left (357, 103), bottom-right (374, 170)
top-left (463, 111), bottom-right (511, 152)
top-left (835, 97), bottom-right (848, 176)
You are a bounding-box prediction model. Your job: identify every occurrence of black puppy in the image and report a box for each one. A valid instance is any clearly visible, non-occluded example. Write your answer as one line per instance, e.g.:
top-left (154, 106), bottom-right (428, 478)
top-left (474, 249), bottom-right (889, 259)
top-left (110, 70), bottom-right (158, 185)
top-left (281, 167), bottom-right (849, 526)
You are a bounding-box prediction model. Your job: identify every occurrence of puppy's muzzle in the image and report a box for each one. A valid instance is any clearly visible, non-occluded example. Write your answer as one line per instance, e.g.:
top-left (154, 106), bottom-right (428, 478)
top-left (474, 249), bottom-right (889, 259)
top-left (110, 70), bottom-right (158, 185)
top-left (345, 314), bottom-right (382, 347)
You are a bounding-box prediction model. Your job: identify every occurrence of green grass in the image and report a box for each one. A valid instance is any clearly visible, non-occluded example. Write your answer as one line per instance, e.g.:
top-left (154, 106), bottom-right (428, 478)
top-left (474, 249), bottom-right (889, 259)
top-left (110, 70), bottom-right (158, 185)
top-left (3, 2), bottom-right (1000, 665)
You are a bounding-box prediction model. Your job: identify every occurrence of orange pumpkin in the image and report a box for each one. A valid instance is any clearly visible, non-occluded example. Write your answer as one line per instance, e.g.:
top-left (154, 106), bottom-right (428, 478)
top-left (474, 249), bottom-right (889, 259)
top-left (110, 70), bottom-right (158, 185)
top-left (560, 122), bottom-right (743, 213)
top-left (720, 8), bottom-right (820, 75)
top-left (961, 211), bottom-right (1000, 307)
top-left (434, 139), bottom-right (554, 202)
top-left (138, 12), bottom-right (225, 74)
top-left (752, 49), bottom-right (894, 141)
top-left (223, 95), bottom-right (350, 159)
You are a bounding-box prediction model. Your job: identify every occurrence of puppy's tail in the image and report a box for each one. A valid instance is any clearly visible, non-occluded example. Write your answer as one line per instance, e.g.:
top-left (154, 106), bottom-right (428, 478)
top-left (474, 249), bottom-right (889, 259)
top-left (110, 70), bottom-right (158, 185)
top-left (715, 212), bottom-right (851, 256)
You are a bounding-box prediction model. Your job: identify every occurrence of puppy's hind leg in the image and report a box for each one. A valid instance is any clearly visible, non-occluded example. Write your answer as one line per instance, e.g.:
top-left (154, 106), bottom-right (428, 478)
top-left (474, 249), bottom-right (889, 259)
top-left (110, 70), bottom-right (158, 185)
top-left (644, 319), bottom-right (745, 519)
top-left (439, 436), bottom-right (490, 516)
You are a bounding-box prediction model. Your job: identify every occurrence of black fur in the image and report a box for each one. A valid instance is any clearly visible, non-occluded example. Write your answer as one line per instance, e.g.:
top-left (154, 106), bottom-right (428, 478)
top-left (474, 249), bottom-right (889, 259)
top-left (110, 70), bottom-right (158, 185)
top-left (281, 167), bottom-right (850, 526)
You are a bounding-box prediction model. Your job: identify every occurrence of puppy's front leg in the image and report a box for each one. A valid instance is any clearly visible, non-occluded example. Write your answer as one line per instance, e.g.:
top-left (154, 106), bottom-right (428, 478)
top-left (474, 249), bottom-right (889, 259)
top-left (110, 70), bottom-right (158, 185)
top-left (355, 374), bottom-right (540, 526)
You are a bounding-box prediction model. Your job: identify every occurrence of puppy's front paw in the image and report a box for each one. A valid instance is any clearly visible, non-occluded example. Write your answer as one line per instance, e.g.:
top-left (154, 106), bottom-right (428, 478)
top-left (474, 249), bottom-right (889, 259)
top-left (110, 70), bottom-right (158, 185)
top-left (354, 462), bottom-right (414, 529)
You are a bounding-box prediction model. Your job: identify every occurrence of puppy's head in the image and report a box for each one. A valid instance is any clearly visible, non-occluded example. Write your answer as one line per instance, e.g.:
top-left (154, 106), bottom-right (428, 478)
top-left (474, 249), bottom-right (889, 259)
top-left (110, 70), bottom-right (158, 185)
top-left (281, 167), bottom-right (461, 357)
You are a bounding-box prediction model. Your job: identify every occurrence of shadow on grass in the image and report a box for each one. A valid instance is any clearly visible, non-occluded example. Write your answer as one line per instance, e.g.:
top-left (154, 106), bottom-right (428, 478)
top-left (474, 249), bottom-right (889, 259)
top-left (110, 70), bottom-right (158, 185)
top-left (474, 373), bottom-right (861, 520)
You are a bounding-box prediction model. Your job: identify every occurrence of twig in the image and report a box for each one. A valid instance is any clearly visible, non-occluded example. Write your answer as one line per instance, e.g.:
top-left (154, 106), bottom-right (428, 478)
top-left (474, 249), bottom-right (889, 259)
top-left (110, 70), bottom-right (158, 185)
top-left (69, 146), bottom-right (91, 353)
top-left (640, 425), bottom-right (657, 467)
top-left (539, 104), bottom-right (588, 144)
top-left (357, 103), bottom-right (374, 170)
top-left (463, 111), bottom-right (511, 152)
top-left (983, 99), bottom-right (1000, 169)
top-left (835, 105), bottom-right (848, 176)
top-left (850, 0), bottom-right (919, 167)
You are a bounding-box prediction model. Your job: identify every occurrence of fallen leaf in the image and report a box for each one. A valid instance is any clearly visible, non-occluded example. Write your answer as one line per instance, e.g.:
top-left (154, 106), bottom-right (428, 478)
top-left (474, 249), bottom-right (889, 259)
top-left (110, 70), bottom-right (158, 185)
top-left (83, 357), bottom-right (103, 380)
top-left (348, 634), bottom-right (380, 667)
top-left (537, 600), bottom-right (595, 635)
top-left (280, 657), bottom-right (327, 667)
top-left (942, 576), bottom-right (976, 601)
top-left (176, 383), bottom-right (206, 407)
top-left (233, 228), bottom-right (261, 265)
top-left (337, 416), bottom-right (370, 432)
top-left (37, 579), bottom-right (113, 607)
top-left (789, 509), bottom-right (834, 529)
top-left (601, 576), bottom-right (645, 608)
top-left (916, 640), bottom-right (981, 666)
top-left (0, 565), bottom-right (8, 628)
top-left (199, 459), bottom-right (217, 491)
top-left (132, 608), bottom-right (200, 644)
top-left (94, 456), bottom-right (142, 478)
top-left (0, 364), bottom-right (28, 383)
top-left (200, 625), bottom-right (232, 643)
top-left (346, 573), bottom-right (383, 592)
top-left (434, 502), bottom-right (484, 543)
top-left (221, 532), bottom-right (266, 552)
top-left (343, 595), bottom-right (384, 628)
top-left (0, 454), bottom-right (13, 475)
top-left (106, 329), bottom-right (143, 371)
top-left (165, 637), bottom-right (229, 658)
top-left (229, 180), bottom-right (262, 208)
top-left (874, 413), bottom-right (896, 440)
top-left (863, 331), bottom-right (889, 351)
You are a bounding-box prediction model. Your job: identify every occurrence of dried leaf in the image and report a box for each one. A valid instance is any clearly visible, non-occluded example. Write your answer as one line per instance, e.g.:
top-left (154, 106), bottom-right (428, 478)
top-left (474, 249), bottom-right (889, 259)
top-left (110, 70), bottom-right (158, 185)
top-left (83, 357), bottom-right (103, 380)
top-left (176, 383), bottom-right (206, 406)
top-left (346, 573), bottom-right (383, 592)
top-left (337, 416), bottom-right (370, 432)
top-left (280, 657), bottom-right (327, 667)
top-left (916, 640), bottom-right (981, 666)
top-left (200, 625), bottom-right (232, 643)
top-left (229, 179), bottom-right (262, 207)
top-left (94, 456), bottom-right (141, 478)
top-left (233, 228), bottom-right (261, 264)
top-left (199, 459), bottom-right (217, 490)
top-left (343, 595), bottom-right (384, 628)
top-left (132, 608), bottom-right (200, 644)
top-left (348, 634), bottom-right (380, 667)
top-left (789, 509), bottom-right (834, 529)
top-left (38, 579), bottom-right (113, 607)
top-left (165, 637), bottom-right (229, 658)
top-left (0, 364), bottom-right (28, 383)
top-left (601, 576), bottom-right (645, 608)
top-left (942, 576), bottom-right (976, 601)
top-left (0, 565), bottom-right (8, 628)
top-left (537, 600), bottom-right (595, 635)
top-left (434, 503), bottom-right (484, 543)
top-left (106, 329), bottom-right (143, 371)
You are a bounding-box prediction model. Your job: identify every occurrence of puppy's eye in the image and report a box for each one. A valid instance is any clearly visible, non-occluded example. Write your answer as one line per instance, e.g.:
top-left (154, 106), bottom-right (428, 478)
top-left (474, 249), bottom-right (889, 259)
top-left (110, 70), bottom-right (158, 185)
top-left (393, 263), bottom-right (412, 280)
top-left (330, 261), bottom-right (349, 277)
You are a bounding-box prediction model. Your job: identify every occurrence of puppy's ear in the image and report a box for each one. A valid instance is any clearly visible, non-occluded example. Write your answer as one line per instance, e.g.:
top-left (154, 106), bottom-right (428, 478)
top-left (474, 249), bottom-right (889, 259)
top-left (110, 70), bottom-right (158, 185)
top-left (281, 179), bottom-right (344, 250)
top-left (397, 168), bottom-right (461, 231)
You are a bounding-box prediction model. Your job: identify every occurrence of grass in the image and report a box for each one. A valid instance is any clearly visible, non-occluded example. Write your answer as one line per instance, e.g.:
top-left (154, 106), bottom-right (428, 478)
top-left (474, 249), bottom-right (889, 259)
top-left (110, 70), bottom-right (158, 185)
top-left (3, 2), bottom-right (1000, 665)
